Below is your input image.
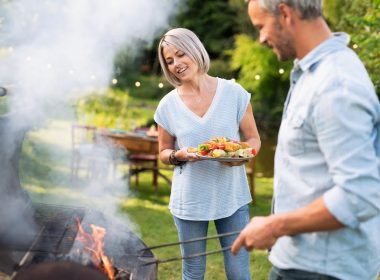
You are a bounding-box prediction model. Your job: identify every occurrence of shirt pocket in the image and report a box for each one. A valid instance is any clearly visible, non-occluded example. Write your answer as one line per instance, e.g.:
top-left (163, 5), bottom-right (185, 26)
top-left (284, 112), bottom-right (306, 156)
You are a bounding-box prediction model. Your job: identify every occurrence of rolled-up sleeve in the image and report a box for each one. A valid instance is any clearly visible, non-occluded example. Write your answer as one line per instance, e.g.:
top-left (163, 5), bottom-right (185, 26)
top-left (313, 79), bottom-right (380, 228)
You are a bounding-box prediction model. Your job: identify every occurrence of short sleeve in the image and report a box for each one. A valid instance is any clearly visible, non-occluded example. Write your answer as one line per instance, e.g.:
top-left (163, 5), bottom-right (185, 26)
top-left (236, 82), bottom-right (251, 123)
top-left (154, 93), bottom-right (176, 136)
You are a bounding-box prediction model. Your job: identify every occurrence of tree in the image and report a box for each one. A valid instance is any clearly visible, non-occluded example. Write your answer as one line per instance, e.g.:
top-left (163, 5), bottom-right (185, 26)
top-left (230, 34), bottom-right (292, 134)
top-left (325, 0), bottom-right (380, 97)
top-left (174, 0), bottom-right (238, 58)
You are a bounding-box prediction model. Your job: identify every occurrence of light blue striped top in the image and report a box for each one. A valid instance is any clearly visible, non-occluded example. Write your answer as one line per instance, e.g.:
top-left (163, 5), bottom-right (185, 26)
top-left (154, 78), bottom-right (252, 220)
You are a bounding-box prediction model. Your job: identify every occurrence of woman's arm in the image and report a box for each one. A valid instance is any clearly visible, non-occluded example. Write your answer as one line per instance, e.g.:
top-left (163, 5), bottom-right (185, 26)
top-left (239, 103), bottom-right (261, 153)
top-left (157, 125), bottom-right (175, 165)
top-left (157, 125), bottom-right (200, 164)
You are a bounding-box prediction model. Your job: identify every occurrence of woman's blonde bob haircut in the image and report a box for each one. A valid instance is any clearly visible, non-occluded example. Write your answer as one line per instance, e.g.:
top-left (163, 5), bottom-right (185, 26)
top-left (157, 28), bottom-right (210, 87)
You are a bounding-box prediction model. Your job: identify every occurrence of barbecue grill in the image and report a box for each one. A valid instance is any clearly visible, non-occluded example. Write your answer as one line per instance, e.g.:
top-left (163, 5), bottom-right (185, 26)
top-left (0, 112), bottom-right (157, 279)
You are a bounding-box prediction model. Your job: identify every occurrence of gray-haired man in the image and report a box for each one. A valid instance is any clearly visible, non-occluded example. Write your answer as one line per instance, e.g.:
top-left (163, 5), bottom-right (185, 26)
top-left (232, 1), bottom-right (380, 279)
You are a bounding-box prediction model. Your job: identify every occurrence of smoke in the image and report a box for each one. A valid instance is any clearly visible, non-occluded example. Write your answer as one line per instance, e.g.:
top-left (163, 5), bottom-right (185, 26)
top-left (0, 0), bottom-right (179, 112)
top-left (0, 0), bottom-right (180, 253)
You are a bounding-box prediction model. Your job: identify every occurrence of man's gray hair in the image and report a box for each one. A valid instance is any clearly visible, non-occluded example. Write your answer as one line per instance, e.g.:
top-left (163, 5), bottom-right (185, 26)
top-left (254, 0), bottom-right (323, 20)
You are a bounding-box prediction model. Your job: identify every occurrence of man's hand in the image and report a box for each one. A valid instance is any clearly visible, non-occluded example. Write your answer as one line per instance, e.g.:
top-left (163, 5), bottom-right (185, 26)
top-left (231, 216), bottom-right (278, 255)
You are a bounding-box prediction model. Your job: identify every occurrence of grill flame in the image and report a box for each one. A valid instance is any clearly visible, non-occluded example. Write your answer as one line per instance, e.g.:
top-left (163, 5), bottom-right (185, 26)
top-left (76, 219), bottom-right (115, 280)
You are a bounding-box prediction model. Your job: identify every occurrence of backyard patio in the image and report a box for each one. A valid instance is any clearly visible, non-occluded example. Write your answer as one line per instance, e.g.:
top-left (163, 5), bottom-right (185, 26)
top-left (20, 119), bottom-right (273, 279)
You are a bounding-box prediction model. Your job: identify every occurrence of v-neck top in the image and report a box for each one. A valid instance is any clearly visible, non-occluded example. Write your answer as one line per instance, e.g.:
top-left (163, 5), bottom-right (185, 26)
top-left (174, 78), bottom-right (220, 120)
top-left (154, 78), bottom-right (252, 220)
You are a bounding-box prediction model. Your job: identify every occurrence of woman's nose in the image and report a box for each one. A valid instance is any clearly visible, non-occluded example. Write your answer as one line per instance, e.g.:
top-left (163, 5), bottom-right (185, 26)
top-left (172, 58), bottom-right (180, 66)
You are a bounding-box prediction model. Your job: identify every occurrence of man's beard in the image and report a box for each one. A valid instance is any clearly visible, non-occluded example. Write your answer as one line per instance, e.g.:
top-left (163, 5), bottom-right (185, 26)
top-left (276, 39), bottom-right (296, 61)
top-left (273, 20), bottom-right (296, 61)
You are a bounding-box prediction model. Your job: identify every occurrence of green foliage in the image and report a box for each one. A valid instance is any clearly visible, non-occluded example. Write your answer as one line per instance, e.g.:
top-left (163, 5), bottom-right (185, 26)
top-left (323, 0), bottom-right (350, 27)
top-left (22, 119), bottom-right (274, 279)
top-left (75, 88), bottom-right (130, 130)
top-left (174, 0), bottom-right (238, 58)
top-left (324, 0), bottom-right (380, 97)
top-left (125, 74), bottom-right (173, 100)
top-left (75, 88), bottom-right (158, 131)
top-left (228, 0), bottom-right (258, 37)
top-left (345, 1), bottom-right (380, 95)
top-left (208, 58), bottom-right (237, 80)
top-left (230, 34), bottom-right (292, 133)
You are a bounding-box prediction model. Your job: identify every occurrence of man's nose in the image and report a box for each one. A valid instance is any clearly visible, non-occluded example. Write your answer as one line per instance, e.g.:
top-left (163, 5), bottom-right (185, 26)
top-left (259, 33), bottom-right (267, 45)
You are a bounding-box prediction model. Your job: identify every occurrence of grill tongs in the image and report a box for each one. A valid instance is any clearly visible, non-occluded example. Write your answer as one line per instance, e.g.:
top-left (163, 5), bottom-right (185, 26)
top-left (138, 231), bottom-right (240, 266)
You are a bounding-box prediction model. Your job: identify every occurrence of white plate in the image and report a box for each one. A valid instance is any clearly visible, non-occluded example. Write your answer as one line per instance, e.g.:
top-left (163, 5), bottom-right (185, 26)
top-left (197, 155), bottom-right (254, 162)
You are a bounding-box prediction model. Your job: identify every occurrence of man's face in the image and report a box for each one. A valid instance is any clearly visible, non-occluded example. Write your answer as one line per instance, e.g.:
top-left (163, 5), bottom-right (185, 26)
top-left (248, 0), bottom-right (296, 61)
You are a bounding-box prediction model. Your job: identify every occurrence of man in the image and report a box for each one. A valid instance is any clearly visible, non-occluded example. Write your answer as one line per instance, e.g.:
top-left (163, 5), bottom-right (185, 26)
top-left (231, 1), bottom-right (380, 279)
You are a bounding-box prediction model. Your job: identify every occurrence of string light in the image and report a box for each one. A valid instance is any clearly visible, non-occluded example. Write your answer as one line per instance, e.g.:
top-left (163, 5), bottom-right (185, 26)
top-left (353, 44), bottom-right (358, 49)
top-left (158, 82), bottom-right (164, 88)
top-left (135, 81), bottom-right (141, 87)
top-left (231, 78), bottom-right (236, 83)
top-left (255, 74), bottom-right (260, 80)
top-left (112, 78), bottom-right (118, 85)
top-left (279, 68), bottom-right (285, 74)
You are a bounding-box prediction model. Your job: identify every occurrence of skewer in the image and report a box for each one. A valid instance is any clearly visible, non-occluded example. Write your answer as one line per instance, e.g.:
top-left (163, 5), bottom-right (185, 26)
top-left (140, 230), bottom-right (240, 251)
top-left (140, 246), bottom-right (232, 266)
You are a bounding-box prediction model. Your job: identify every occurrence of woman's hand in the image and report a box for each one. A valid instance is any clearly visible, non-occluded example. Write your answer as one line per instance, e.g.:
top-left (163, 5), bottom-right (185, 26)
top-left (175, 147), bottom-right (200, 162)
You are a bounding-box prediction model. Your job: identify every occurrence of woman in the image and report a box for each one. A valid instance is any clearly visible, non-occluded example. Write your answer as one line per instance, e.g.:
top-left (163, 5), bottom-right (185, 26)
top-left (154, 28), bottom-right (261, 280)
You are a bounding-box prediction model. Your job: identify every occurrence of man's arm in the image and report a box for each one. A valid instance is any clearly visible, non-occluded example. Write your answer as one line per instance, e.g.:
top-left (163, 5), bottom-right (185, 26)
top-left (231, 197), bottom-right (344, 254)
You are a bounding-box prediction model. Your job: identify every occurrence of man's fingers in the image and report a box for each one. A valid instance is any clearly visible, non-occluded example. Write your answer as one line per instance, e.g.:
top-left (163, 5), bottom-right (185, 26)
top-left (231, 233), bottom-right (244, 255)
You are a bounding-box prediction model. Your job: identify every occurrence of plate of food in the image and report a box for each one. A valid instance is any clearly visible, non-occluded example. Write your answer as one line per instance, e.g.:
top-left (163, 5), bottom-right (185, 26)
top-left (188, 137), bottom-right (256, 162)
top-left (196, 155), bottom-right (252, 162)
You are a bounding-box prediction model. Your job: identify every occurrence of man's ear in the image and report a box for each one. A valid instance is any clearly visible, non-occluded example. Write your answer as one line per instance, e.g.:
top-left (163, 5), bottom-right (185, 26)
top-left (278, 3), bottom-right (295, 25)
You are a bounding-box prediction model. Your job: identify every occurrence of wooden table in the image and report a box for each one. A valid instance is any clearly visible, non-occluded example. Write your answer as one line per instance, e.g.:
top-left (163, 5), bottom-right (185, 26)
top-left (97, 130), bottom-right (171, 190)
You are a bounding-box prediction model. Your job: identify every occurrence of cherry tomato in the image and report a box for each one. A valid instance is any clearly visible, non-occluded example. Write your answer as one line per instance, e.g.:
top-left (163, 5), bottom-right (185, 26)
top-left (217, 143), bottom-right (225, 150)
top-left (209, 143), bottom-right (218, 150)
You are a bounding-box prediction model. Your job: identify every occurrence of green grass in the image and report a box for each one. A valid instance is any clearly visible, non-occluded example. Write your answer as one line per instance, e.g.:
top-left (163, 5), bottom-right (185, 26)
top-left (122, 174), bottom-right (273, 280)
top-left (20, 119), bottom-right (273, 279)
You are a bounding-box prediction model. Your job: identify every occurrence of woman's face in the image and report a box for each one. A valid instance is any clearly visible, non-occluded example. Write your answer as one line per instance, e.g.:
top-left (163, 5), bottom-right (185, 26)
top-left (162, 44), bottom-right (199, 83)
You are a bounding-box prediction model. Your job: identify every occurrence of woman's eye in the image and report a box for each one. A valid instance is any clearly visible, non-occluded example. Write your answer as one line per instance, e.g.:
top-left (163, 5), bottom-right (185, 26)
top-left (177, 52), bottom-right (185, 57)
top-left (166, 60), bottom-right (173, 65)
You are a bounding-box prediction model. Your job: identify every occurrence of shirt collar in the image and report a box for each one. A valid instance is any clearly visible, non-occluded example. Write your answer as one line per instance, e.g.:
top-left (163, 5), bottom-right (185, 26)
top-left (293, 32), bottom-right (350, 73)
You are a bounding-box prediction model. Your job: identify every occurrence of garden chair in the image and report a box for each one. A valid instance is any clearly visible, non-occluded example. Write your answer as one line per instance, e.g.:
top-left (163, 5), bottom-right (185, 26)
top-left (70, 124), bottom-right (110, 181)
top-left (128, 127), bottom-right (160, 190)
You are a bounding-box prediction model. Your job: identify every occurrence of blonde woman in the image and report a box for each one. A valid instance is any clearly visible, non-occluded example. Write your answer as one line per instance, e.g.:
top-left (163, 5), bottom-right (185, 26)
top-left (154, 28), bottom-right (260, 280)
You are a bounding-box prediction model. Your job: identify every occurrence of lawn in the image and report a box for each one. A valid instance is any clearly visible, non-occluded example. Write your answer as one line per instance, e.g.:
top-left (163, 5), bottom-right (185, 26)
top-left (20, 119), bottom-right (273, 279)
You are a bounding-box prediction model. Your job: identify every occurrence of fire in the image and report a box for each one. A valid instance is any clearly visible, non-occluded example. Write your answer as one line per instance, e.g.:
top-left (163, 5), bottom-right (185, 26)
top-left (76, 219), bottom-right (115, 280)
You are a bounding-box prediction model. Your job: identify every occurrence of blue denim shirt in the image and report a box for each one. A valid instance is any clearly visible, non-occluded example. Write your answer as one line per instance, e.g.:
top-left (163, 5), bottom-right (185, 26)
top-left (270, 33), bottom-right (380, 280)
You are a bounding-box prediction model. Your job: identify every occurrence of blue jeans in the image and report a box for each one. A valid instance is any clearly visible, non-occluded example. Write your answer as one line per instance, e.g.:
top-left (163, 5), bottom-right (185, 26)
top-left (268, 266), bottom-right (341, 280)
top-left (173, 204), bottom-right (251, 280)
